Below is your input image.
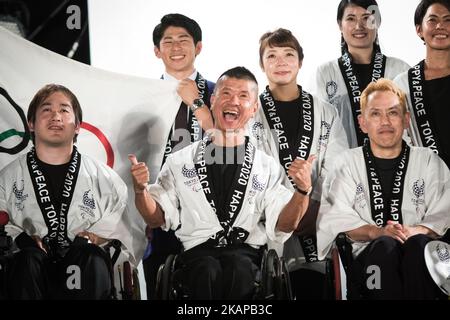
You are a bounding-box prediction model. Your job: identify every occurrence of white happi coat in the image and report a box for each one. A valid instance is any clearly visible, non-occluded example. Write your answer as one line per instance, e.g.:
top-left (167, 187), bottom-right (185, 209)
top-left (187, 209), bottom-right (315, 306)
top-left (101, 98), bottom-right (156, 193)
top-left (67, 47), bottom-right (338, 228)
top-left (317, 146), bottom-right (450, 260)
top-left (0, 153), bottom-right (138, 266)
top-left (315, 57), bottom-right (410, 148)
top-left (249, 94), bottom-right (349, 202)
top-left (148, 140), bottom-right (294, 251)
top-left (248, 94), bottom-right (349, 268)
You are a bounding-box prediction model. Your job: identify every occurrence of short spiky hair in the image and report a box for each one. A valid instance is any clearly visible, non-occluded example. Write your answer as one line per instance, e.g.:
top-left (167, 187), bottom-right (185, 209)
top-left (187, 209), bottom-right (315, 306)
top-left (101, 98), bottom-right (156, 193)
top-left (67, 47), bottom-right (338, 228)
top-left (214, 66), bottom-right (258, 95)
top-left (153, 13), bottom-right (202, 48)
top-left (414, 0), bottom-right (450, 25)
top-left (27, 84), bottom-right (83, 143)
top-left (360, 79), bottom-right (407, 114)
top-left (259, 28), bottom-right (304, 68)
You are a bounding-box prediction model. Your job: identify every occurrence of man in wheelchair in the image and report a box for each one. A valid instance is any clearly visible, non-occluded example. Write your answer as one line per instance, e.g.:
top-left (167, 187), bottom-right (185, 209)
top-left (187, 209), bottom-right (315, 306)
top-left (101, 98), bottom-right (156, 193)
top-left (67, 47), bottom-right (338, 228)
top-left (130, 67), bottom-right (312, 299)
top-left (0, 84), bottom-right (136, 299)
top-left (317, 79), bottom-right (450, 299)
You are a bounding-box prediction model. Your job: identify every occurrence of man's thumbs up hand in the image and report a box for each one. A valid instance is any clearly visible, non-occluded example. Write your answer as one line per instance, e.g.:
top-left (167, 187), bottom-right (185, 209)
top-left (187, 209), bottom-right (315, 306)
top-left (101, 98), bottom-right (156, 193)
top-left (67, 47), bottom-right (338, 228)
top-left (129, 154), bottom-right (149, 194)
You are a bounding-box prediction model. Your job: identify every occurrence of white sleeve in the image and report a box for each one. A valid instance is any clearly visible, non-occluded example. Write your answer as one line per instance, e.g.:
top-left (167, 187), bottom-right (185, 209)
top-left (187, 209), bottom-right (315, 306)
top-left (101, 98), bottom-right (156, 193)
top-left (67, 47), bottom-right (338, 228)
top-left (148, 157), bottom-right (180, 232)
top-left (85, 168), bottom-right (148, 266)
top-left (419, 152), bottom-right (450, 236)
top-left (314, 64), bottom-right (329, 102)
top-left (314, 106), bottom-right (349, 200)
top-left (0, 172), bottom-right (24, 240)
top-left (258, 157), bottom-right (294, 244)
top-left (86, 168), bottom-right (128, 238)
top-left (317, 159), bottom-right (369, 260)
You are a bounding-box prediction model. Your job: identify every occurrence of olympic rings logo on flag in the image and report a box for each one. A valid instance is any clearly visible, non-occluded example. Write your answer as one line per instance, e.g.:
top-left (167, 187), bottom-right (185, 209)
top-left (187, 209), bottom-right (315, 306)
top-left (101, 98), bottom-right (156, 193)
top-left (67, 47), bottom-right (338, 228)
top-left (0, 87), bottom-right (30, 154)
top-left (80, 122), bottom-right (114, 168)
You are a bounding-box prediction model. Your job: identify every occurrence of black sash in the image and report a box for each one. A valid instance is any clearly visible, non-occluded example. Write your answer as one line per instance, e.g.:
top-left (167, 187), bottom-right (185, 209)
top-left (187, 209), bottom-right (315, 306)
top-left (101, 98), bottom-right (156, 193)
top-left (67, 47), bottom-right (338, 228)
top-left (363, 141), bottom-right (409, 227)
top-left (260, 86), bottom-right (314, 179)
top-left (162, 72), bottom-right (211, 165)
top-left (27, 146), bottom-right (81, 251)
top-left (260, 86), bottom-right (318, 262)
top-left (194, 135), bottom-right (255, 247)
top-left (338, 46), bottom-right (386, 146)
top-left (407, 60), bottom-right (442, 155)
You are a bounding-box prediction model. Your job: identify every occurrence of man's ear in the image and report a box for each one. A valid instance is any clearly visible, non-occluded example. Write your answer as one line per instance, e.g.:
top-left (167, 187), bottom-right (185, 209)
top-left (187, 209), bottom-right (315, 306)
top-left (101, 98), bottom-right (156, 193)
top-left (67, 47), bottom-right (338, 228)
top-left (75, 122), bottom-right (81, 135)
top-left (195, 41), bottom-right (202, 57)
top-left (253, 99), bottom-right (259, 113)
top-left (210, 94), bottom-right (215, 109)
top-left (404, 112), bottom-right (411, 129)
top-left (154, 46), bottom-right (162, 59)
top-left (28, 121), bottom-right (34, 132)
top-left (249, 99), bottom-right (259, 118)
top-left (358, 114), bottom-right (368, 134)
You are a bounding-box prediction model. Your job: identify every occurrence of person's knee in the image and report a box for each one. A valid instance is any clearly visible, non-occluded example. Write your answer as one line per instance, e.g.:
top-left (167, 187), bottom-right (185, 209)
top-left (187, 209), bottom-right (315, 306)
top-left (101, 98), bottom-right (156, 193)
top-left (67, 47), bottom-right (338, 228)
top-left (10, 247), bottom-right (47, 275)
top-left (404, 234), bottom-right (431, 252)
top-left (403, 234), bottom-right (432, 264)
top-left (68, 244), bottom-right (112, 281)
top-left (372, 235), bottom-right (400, 247)
top-left (361, 236), bottom-right (402, 275)
top-left (369, 236), bottom-right (401, 255)
top-left (225, 254), bottom-right (254, 275)
top-left (183, 256), bottom-right (222, 299)
top-left (221, 254), bottom-right (257, 299)
top-left (60, 244), bottom-right (112, 299)
top-left (192, 256), bottom-right (222, 279)
top-left (7, 247), bottom-right (49, 299)
top-left (15, 247), bottom-right (47, 263)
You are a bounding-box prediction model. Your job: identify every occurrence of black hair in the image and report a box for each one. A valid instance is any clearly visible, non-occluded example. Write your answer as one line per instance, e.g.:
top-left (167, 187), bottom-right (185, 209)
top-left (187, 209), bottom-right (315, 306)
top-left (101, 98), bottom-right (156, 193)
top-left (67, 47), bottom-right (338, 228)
top-left (337, 0), bottom-right (380, 22)
top-left (152, 13), bottom-right (202, 48)
top-left (27, 84), bottom-right (82, 143)
top-left (217, 66), bottom-right (257, 85)
top-left (259, 28), bottom-right (304, 68)
top-left (214, 67), bottom-right (258, 95)
top-left (337, 0), bottom-right (381, 54)
top-left (414, 0), bottom-right (450, 25)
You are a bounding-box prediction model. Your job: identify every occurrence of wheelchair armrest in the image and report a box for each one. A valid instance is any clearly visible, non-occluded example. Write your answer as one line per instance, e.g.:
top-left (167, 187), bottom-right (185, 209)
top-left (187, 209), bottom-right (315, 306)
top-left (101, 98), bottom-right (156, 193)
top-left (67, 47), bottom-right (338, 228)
top-left (335, 232), bottom-right (353, 275)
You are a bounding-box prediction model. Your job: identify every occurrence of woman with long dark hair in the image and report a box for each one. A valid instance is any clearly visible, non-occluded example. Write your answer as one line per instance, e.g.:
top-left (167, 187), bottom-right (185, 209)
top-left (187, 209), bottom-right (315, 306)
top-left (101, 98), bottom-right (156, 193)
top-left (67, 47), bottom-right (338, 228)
top-left (315, 0), bottom-right (410, 148)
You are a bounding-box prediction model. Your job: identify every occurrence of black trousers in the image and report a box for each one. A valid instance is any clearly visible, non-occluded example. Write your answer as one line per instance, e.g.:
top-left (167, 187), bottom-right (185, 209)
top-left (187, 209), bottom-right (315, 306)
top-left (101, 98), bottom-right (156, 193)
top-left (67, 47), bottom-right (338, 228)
top-left (351, 234), bottom-right (446, 300)
top-left (7, 240), bottom-right (112, 300)
top-left (177, 244), bottom-right (261, 300)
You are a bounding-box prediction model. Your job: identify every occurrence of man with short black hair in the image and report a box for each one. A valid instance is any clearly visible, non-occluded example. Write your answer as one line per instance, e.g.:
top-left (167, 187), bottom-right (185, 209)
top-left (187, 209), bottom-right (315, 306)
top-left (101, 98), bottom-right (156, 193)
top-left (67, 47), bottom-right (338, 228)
top-left (0, 84), bottom-right (132, 299)
top-left (143, 13), bottom-right (215, 299)
top-left (130, 67), bottom-right (312, 299)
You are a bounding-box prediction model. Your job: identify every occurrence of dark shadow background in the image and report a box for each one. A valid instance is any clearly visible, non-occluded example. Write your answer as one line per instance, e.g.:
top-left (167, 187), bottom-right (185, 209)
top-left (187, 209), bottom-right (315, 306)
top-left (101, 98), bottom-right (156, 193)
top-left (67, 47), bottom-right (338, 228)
top-left (0, 0), bottom-right (90, 64)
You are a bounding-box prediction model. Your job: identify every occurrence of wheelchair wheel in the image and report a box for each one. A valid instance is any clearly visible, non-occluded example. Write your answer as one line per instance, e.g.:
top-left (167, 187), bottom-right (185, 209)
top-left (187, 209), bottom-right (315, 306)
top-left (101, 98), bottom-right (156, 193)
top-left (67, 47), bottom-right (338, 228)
top-left (155, 254), bottom-right (177, 300)
top-left (276, 257), bottom-right (293, 300)
top-left (261, 249), bottom-right (279, 300)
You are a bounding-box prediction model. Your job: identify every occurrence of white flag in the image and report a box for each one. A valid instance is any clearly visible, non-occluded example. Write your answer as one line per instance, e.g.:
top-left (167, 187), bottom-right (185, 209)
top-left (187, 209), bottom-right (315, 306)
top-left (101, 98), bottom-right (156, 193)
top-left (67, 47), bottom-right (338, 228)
top-left (0, 26), bottom-right (181, 268)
